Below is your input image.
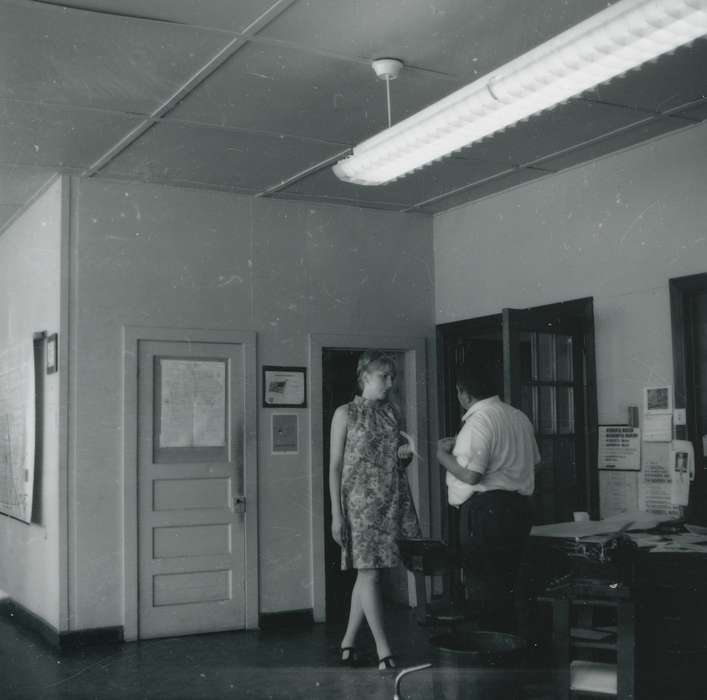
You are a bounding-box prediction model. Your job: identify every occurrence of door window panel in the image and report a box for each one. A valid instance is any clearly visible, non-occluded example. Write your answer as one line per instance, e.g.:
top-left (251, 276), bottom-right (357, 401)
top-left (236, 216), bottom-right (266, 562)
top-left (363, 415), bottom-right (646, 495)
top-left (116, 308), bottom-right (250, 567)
top-left (557, 386), bottom-right (575, 435)
top-left (537, 333), bottom-right (556, 381)
top-left (556, 335), bottom-right (574, 382)
top-left (539, 385), bottom-right (556, 434)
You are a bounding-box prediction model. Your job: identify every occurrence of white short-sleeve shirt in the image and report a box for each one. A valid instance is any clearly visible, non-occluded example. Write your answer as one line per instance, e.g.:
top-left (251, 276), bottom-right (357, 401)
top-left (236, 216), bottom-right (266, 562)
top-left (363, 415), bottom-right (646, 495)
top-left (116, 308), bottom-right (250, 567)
top-left (446, 396), bottom-right (540, 506)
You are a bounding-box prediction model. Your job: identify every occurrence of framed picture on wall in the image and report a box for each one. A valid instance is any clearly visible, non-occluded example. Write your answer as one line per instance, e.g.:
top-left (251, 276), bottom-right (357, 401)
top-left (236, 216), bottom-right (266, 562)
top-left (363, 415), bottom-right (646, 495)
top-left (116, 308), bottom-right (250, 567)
top-left (262, 366), bottom-right (307, 408)
top-left (644, 385), bottom-right (672, 414)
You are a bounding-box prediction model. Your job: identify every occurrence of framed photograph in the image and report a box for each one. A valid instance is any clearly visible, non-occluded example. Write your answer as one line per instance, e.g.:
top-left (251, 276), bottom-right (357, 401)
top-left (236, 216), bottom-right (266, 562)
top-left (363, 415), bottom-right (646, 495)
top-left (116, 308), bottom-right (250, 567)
top-left (46, 333), bottom-right (58, 374)
top-left (263, 366), bottom-right (307, 408)
top-left (644, 385), bottom-right (672, 414)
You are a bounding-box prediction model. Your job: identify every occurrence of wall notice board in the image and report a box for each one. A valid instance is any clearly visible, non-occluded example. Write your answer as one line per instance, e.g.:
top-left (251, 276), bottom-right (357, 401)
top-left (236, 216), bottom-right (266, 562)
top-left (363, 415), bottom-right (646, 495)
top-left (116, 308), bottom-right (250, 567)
top-left (0, 340), bottom-right (36, 523)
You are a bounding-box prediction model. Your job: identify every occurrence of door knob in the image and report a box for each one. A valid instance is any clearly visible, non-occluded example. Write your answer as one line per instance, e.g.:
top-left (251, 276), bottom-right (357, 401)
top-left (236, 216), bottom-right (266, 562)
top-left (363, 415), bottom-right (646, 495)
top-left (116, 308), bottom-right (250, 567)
top-left (233, 496), bottom-right (246, 514)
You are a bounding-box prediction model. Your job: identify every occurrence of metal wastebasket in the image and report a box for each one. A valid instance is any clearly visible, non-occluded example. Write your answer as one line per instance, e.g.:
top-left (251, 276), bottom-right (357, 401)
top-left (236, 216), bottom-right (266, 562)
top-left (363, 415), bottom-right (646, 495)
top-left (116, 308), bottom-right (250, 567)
top-left (430, 629), bottom-right (527, 699)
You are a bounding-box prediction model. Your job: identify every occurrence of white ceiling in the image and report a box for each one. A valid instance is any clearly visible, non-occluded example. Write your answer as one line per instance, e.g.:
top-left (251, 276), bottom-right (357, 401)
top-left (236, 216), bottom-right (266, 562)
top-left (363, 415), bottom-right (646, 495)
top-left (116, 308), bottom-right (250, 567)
top-left (1, 0), bottom-right (706, 230)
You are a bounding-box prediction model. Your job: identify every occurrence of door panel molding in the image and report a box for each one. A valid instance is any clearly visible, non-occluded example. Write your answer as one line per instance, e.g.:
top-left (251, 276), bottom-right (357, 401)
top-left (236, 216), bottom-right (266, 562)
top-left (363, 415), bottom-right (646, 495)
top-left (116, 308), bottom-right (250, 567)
top-left (122, 326), bottom-right (257, 641)
top-left (308, 333), bottom-right (429, 622)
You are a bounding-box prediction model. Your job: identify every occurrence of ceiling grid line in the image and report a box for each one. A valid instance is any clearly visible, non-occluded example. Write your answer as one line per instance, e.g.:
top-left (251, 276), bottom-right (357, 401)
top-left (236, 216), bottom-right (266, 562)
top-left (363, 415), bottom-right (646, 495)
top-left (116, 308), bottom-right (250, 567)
top-left (81, 0), bottom-right (302, 177)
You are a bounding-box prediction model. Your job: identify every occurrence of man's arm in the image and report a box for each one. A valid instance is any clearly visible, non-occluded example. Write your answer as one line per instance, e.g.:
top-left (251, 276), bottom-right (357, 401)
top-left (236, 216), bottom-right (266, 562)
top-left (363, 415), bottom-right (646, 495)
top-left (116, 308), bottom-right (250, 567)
top-left (437, 438), bottom-right (482, 485)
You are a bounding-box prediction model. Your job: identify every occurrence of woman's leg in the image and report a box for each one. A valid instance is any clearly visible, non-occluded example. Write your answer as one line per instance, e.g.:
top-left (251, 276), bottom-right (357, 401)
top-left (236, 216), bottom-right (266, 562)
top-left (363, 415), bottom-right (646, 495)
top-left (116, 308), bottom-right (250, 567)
top-left (356, 568), bottom-right (393, 664)
top-left (340, 577), bottom-right (364, 652)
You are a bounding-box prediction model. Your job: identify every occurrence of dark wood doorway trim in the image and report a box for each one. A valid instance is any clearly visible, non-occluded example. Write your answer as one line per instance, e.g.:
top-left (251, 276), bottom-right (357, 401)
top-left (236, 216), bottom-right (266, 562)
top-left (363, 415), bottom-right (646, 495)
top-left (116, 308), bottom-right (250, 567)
top-left (670, 272), bottom-right (707, 518)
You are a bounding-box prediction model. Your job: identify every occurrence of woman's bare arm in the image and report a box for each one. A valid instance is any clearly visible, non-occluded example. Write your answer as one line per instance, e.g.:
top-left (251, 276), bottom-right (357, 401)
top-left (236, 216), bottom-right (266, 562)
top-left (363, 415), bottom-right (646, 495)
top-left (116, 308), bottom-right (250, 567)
top-left (329, 405), bottom-right (348, 546)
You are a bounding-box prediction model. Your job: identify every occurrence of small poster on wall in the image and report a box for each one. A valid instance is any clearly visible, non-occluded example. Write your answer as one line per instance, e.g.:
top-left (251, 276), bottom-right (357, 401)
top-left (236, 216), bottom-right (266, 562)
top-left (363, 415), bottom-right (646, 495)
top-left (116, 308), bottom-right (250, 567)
top-left (638, 442), bottom-right (682, 519)
top-left (597, 426), bottom-right (640, 470)
top-left (644, 385), bottom-right (672, 414)
top-left (599, 471), bottom-right (639, 519)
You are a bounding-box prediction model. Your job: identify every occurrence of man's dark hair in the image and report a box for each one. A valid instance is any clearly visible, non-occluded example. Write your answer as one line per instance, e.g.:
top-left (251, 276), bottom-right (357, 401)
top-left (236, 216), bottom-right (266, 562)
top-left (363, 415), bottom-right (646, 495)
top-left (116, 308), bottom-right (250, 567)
top-left (454, 362), bottom-right (500, 400)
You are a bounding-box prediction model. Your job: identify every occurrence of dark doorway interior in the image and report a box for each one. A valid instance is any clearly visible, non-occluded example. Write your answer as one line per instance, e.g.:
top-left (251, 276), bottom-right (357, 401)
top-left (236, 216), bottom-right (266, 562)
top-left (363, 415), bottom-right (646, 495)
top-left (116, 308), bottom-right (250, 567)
top-left (321, 348), bottom-right (410, 622)
top-left (670, 273), bottom-right (707, 523)
top-left (322, 349), bottom-right (360, 623)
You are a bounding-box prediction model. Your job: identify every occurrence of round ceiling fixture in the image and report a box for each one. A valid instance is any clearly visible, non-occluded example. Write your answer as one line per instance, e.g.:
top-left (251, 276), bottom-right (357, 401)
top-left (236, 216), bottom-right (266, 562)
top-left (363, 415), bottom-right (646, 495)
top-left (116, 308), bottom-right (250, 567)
top-left (371, 58), bottom-right (404, 81)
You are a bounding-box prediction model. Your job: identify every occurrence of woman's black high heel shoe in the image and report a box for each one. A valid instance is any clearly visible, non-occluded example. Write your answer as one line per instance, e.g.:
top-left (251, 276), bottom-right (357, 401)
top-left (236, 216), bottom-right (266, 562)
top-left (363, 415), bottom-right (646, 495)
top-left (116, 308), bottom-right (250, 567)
top-left (340, 647), bottom-right (359, 666)
top-left (378, 655), bottom-right (397, 671)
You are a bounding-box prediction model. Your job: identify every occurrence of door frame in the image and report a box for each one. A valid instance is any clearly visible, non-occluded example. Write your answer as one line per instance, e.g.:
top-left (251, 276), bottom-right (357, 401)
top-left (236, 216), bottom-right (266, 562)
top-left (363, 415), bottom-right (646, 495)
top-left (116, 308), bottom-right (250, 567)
top-left (436, 297), bottom-right (598, 522)
top-left (308, 333), bottom-right (429, 622)
top-left (670, 272), bottom-right (707, 515)
top-left (122, 326), bottom-right (258, 641)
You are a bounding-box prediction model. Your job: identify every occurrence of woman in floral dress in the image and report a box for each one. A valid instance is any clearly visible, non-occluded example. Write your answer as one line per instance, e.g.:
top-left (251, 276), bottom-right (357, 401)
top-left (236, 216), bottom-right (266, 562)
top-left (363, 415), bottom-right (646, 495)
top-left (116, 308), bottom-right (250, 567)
top-left (329, 350), bottom-right (421, 670)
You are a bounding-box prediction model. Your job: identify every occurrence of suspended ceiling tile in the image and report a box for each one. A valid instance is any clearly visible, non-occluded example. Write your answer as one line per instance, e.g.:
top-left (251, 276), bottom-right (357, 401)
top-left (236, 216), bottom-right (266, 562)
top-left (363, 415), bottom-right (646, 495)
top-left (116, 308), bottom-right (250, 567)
top-left (588, 39), bottom-right (707, 113)
top-left (0, 165), bottom-right (56, 205)
top-left (261, 0), bottom-right (618, 79)
top-left (457, 100), bottom-right (652, 167)
top-left (0, 1), bottom-right (234, 114)
top-left (36, 0), bottom-right (281, 32)
top-left (0, 204), bottom-right (22, 232)
top-left (277, 156), bottom-right (510, 208)
top-left (101, 122), bottom-right (345, 192)
top-left (169, 42), bottom-right (462, 145)
top-left (417, 168), bottom-right (548, 213)
top-left (0, 100), bottom-right (143, 170)
top-left (536, 117), bottom-right (693, 172)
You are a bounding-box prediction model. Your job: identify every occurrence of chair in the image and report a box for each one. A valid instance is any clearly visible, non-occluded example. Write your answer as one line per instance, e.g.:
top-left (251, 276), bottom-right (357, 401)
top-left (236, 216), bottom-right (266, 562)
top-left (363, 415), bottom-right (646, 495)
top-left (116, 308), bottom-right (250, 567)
top-left (397, 505), bottom-right (475, 630)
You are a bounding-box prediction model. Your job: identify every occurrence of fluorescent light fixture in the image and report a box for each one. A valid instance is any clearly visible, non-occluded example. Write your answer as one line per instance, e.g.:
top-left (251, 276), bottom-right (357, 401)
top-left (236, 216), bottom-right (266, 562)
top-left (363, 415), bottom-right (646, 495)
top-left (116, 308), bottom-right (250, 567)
top-left (333, 0), bottom-right (707, 186)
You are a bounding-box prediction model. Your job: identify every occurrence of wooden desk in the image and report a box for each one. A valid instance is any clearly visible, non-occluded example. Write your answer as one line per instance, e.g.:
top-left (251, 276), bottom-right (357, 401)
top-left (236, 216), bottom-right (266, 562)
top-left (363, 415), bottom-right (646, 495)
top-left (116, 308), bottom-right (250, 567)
top-left (528, 530), bottom-right (707, 699)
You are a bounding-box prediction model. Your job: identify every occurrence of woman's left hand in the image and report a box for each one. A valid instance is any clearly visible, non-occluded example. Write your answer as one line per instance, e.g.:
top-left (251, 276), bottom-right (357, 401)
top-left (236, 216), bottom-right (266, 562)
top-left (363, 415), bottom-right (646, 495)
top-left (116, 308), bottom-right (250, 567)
top-left (398, 431), bottom-right (418, 461)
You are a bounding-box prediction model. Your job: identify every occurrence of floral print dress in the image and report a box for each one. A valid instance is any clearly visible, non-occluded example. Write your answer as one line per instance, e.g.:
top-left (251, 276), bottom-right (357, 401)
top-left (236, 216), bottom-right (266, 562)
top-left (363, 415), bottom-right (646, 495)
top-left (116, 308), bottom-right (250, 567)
top-left (340, 395), bottom-right (422, 570)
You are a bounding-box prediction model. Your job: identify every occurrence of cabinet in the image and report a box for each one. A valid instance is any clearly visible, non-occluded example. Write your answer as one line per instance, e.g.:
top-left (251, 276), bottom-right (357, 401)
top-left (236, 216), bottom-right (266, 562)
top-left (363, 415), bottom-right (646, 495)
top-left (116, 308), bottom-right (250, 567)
top-left (542, 589), bottom-right (635, 699)
top-left (635, 552), bottom-right (707, 700)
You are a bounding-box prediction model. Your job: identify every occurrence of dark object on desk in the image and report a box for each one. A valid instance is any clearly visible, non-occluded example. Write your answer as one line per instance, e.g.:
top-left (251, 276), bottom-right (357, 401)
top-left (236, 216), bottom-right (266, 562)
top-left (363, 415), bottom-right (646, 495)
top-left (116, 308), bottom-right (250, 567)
top-left (646, 518), bottom-right (687, 535)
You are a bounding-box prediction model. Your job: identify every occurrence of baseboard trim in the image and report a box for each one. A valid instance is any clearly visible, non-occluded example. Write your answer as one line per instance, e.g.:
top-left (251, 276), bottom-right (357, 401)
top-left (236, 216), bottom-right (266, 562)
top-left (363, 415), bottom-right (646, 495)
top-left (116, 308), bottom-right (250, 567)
top-left (258, 608), bottom-right (314, 630)
top-left (0, 597), bottom-right (124, 649)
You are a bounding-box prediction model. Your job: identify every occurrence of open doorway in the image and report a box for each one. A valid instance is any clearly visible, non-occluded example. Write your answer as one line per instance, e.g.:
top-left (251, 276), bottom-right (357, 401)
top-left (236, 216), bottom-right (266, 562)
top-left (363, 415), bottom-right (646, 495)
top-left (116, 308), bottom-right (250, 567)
top-left (308, 333), bottom-right (429, 623)
top-left (321, 348), bottom-right (410, 623)
top-left (670, 273), bottom-right (707, 523)
top-left (437, 298), bottom-right (597, 529)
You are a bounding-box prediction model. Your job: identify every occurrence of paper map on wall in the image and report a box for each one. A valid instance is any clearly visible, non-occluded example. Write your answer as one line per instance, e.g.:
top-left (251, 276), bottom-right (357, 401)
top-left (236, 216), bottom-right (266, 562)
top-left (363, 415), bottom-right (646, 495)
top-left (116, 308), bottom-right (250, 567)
top-left (159, 359), bottom-right (226, 448)
top-left (0, 340), bottom-right (36, 523)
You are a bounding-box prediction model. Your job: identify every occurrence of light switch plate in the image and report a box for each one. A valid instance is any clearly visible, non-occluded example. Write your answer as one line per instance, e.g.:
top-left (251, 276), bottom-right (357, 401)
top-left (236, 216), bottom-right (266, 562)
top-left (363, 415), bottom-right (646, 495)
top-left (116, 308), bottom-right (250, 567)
top-left (674, 408), bottom-right (686, 426)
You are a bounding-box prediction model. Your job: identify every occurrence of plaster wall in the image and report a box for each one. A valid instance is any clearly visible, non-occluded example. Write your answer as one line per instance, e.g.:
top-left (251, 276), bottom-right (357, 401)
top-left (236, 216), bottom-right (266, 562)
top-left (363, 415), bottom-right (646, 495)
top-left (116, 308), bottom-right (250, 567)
top-left (434, 121), bottom-right (707, 425)
top-left (70, 179), bottom-right (434, 629)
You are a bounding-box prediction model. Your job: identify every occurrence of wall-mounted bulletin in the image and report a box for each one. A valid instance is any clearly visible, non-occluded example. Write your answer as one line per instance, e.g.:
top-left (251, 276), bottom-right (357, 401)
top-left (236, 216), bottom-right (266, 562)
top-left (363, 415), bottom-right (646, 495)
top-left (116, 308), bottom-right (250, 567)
top-left (643, 384), bottom-right (673, 442)
top-left (0, 339), bottom-right (36, 523)
top-left (597, 425), bottom-right (641, 471)
top-left (263, 366), bottom-right (307, 408)
top-left (272, 414), bottom-right (298, 454)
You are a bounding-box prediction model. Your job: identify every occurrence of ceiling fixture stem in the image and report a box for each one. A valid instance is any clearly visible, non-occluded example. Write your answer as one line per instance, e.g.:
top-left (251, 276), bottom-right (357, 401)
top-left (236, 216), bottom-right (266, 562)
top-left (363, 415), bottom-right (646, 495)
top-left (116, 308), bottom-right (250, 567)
top-left (386, 78), bottom-right (392, 128)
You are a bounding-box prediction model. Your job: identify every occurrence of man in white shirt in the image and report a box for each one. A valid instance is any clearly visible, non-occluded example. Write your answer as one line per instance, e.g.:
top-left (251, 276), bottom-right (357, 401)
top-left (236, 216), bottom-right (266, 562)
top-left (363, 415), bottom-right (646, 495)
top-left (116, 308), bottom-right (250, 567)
top-left (437, 363), bottom-right (540, 632)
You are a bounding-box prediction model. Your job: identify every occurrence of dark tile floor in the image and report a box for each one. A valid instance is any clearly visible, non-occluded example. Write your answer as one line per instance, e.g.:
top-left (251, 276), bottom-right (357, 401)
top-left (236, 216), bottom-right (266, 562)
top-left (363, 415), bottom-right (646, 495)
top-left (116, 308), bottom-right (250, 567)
top-left (1, 607), bottom-right (555, 699)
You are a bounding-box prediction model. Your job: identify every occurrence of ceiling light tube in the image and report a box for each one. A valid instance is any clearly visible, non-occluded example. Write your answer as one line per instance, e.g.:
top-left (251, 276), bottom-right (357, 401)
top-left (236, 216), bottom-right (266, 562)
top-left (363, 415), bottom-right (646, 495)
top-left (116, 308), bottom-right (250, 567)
top-left (333, 0), bottom-right (707, 186)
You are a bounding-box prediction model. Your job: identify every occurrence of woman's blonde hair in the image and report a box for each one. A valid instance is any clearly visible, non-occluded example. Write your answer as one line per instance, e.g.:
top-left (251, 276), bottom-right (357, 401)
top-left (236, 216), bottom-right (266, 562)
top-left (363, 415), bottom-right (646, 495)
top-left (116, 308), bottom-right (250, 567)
top-left (356, 350), bottom-right (396, 391)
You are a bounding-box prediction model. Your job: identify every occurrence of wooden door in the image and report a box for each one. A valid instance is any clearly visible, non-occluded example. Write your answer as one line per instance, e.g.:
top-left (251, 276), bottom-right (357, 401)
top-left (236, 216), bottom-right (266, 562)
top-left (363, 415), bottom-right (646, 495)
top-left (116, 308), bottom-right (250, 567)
top-left (137, 340), bottom-right (247, 638)
top-left (437, 298), bottom-right (597, 526)
top-left (503, 301), bottom-right (597, 523)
